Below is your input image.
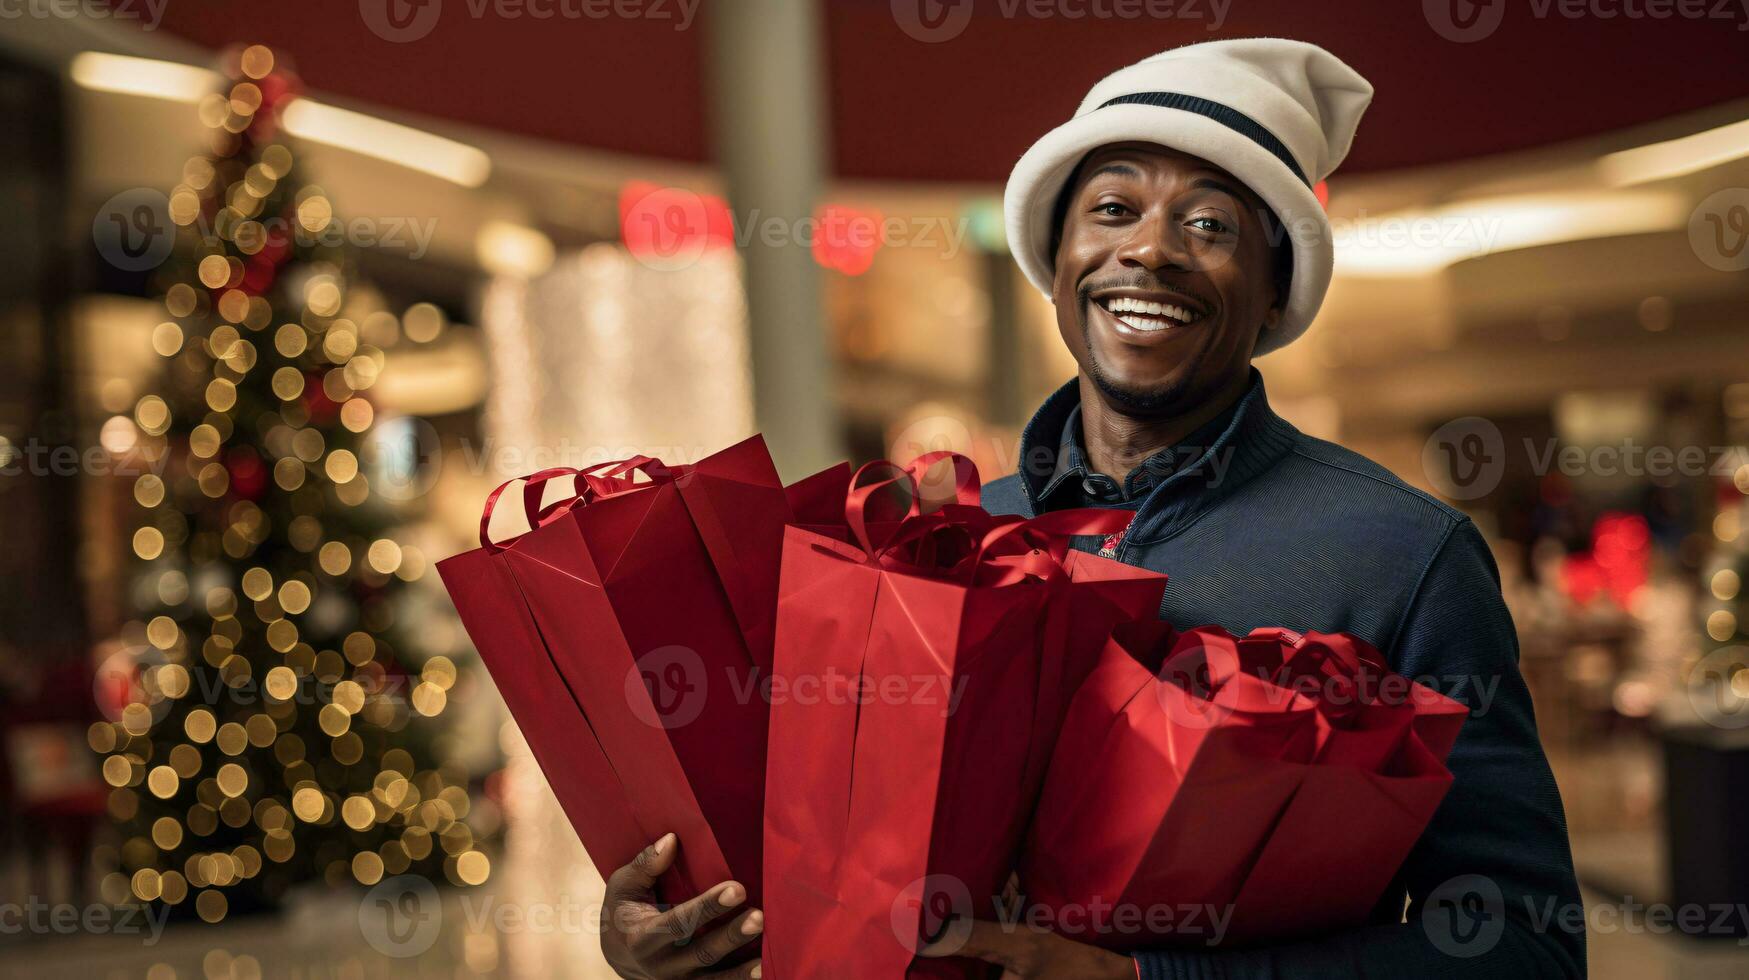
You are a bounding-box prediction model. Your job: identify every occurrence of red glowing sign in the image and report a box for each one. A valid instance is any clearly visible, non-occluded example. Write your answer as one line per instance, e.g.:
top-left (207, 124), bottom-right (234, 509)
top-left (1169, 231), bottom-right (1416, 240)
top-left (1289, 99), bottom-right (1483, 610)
top-left (1561, 512), bottom-right (1650, 607)
top-left (812, 203), bottom-right (883, 277)
top-left (618, 181), bottom-right (734, 266)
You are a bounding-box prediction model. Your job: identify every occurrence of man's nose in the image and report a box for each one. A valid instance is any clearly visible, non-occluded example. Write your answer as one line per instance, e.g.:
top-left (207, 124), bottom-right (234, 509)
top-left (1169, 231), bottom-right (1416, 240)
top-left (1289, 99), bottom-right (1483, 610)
top-left (1114, 213), bottom-right (1189, 272)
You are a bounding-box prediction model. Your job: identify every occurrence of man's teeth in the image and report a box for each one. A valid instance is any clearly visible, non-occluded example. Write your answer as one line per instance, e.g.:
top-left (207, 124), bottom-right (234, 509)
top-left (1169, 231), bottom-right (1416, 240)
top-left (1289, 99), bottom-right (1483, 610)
top-left (1100, 296), bottom-right (1197, 331)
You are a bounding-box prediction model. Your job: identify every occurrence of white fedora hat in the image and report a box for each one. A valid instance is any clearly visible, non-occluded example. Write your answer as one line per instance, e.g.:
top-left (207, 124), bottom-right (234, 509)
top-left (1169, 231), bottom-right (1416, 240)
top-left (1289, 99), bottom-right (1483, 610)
top-left (1004, 38), bottom-right (1373, 355)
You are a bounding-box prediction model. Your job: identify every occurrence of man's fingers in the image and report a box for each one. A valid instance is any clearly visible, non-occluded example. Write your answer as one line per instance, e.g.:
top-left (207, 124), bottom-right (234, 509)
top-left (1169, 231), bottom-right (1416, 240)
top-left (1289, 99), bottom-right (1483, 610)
top-left (680, 908), bottom-right (764, 972)
top-left (645, 879), bottom-right (747, 945)
top-left (606, 833), bottom-right (677, 906)
top-left (919, 918), bottom-right (1025, 969)
top-left (698, 956), bottom-right (762, 980)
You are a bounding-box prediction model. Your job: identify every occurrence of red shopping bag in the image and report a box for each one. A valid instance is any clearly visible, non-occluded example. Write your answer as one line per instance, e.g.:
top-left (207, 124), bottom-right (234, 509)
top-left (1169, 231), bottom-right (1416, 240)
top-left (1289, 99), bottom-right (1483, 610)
top-left (670, 437), bottom-right (823, 669)
top-left (1022, 622), bottom-right (1318, 950)
top-left (437, 538), bottom-right (650, 884)
top-left (439, 457), bottom-right (751, 903)
top-left (1021, 622), bottom-right (1466, 950)
top-left (762, 455), bottom-right (1164, 980)
top-left (1221, 631), bottom-right (1466, 941)
top-left (783, 458), bottom-right (852, 527)
top-left (1019, 543), bottom-right (1166, 804)
top-left (500, 463), bottom-right (765, 904)
top-left (438, 437), bottom-right (843, 908)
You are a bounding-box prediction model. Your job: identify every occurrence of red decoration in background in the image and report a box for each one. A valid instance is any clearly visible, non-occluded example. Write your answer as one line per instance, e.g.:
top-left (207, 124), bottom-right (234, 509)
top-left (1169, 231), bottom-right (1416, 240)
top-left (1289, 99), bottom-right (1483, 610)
top-left (303, 372), bottom-right (340, 423)
top-left (225, 447), bottom-right (268, 500)
top-left (239, 226), bottom-right (293, 296)
top-left (224, 44), bottom-right (301, 142)
top-left (253, 71), bottom-right (299, 122)
top-left (811, 203), bottom-right (883, 277)
top-left (618, 181), bottom-right (734, 263)
top-left (1313, 180), bottom-right (1329, 210)
top-left (92, 648), bottom-right (140, 724)
top-left (1561, 512), bottom-right (1650, 608)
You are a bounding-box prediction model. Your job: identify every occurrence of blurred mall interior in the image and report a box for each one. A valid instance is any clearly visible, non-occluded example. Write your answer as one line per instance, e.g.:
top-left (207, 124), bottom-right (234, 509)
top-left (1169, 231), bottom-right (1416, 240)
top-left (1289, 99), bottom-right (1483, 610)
top-left (1, 2), bottom-right (1748, 978)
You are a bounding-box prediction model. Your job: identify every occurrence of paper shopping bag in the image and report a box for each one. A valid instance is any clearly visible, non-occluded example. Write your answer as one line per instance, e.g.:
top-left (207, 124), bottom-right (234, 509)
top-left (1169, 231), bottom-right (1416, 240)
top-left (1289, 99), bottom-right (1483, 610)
top-left (1219, 630), bottom-right (1466, 940)
top-left (1222, 728), bottom-right (1455, 940)
top-left (440, 445), bottom-right (781, 908)
top-left (436, 544), bottom-right (652, 886)
top-left (440, 435), bottom-right (855, 907)
top-left (671, 437), bottom-right (813, 669)
top-left (1022, 622), bottom-right (1467, 950)
top-left (762, 454), bottom-right (1152, 979)
top-left (1021, 622), bottom-right (1317, 950)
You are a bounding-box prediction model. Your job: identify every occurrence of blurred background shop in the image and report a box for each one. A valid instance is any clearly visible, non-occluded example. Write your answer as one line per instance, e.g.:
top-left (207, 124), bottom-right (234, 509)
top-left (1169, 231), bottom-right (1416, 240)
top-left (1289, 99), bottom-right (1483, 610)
top-left (1, 2), bottom-right (1747, 977)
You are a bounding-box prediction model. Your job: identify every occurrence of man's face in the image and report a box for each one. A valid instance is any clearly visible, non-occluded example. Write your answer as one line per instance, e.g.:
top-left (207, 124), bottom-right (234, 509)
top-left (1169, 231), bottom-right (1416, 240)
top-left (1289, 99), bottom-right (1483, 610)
top-left (1051, 142), bottom-right (1283, 417)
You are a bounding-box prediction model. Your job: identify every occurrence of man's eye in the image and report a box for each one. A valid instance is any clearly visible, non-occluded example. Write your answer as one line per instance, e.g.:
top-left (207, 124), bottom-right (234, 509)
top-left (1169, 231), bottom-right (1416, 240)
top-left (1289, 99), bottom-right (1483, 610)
top-left (1093, 203), bottom-right (1130, 217)
top-left (1188, 216), bottom-right (1231, 234)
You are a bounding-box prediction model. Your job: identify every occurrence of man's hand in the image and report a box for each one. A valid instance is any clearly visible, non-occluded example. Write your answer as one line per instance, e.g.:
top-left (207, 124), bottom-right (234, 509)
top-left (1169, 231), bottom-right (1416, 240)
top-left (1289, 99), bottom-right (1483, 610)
top-left (600, 833), bottom-right (763, 979)
top-left (920, 919), bottom-right (1135, 980)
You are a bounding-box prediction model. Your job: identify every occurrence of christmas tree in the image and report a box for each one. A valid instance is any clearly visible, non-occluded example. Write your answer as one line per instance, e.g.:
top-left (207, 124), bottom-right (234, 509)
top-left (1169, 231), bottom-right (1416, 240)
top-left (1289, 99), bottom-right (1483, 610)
top-left (92, 45), bottom-right (484, 921)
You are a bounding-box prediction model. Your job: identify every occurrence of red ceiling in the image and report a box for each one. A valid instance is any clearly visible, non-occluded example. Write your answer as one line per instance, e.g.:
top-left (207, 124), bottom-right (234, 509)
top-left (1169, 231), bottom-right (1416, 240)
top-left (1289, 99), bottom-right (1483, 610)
top-left (140, 0), bottom-right (1749, 183)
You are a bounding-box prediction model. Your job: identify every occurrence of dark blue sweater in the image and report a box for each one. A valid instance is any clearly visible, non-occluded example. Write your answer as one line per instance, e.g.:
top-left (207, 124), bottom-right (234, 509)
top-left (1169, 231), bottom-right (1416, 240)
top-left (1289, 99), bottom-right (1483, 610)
top-left (983, 372), bottom-right (1586, 979)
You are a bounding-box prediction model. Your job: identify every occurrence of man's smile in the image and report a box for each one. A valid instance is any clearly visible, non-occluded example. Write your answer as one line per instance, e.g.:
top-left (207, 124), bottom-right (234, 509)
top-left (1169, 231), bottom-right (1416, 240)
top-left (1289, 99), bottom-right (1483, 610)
top-left (1087, 288), bottom-right (1214, 345)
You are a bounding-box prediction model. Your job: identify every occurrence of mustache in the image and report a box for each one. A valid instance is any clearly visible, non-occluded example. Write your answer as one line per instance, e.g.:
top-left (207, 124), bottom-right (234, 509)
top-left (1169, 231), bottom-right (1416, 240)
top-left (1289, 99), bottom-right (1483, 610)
top-left (1077, 274), bottom-right (1217, 315)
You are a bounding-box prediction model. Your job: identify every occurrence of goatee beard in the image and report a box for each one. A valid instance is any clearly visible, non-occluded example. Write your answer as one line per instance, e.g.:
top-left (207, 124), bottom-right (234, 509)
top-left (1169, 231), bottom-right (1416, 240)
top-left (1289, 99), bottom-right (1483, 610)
top-left (1087, 366), bottom-right (1192, 416)
top-left (1081, 296), bottom-right (1203, 417)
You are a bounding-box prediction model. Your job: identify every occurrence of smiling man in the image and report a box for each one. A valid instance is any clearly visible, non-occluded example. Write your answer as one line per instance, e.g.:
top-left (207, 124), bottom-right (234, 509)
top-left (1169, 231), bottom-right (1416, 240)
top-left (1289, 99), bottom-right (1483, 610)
top-left (950, 38), bottom-right (1588, 979)
top-left (592, 37), bottom-right (1586, 980)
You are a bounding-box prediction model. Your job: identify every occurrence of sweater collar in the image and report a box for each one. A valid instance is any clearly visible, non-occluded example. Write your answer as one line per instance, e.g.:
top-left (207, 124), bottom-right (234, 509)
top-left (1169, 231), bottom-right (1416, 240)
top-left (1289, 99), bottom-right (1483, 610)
top-left (1013, 368), bottom-right (1301, 541)
top-left (1038, 393), bottom-right (1246, 508)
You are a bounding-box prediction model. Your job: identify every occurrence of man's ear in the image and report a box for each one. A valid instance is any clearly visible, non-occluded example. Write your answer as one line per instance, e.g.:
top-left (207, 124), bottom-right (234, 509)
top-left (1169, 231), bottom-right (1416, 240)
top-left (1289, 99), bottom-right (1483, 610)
top-left (1261, 277), bottom-right (1286, 334)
